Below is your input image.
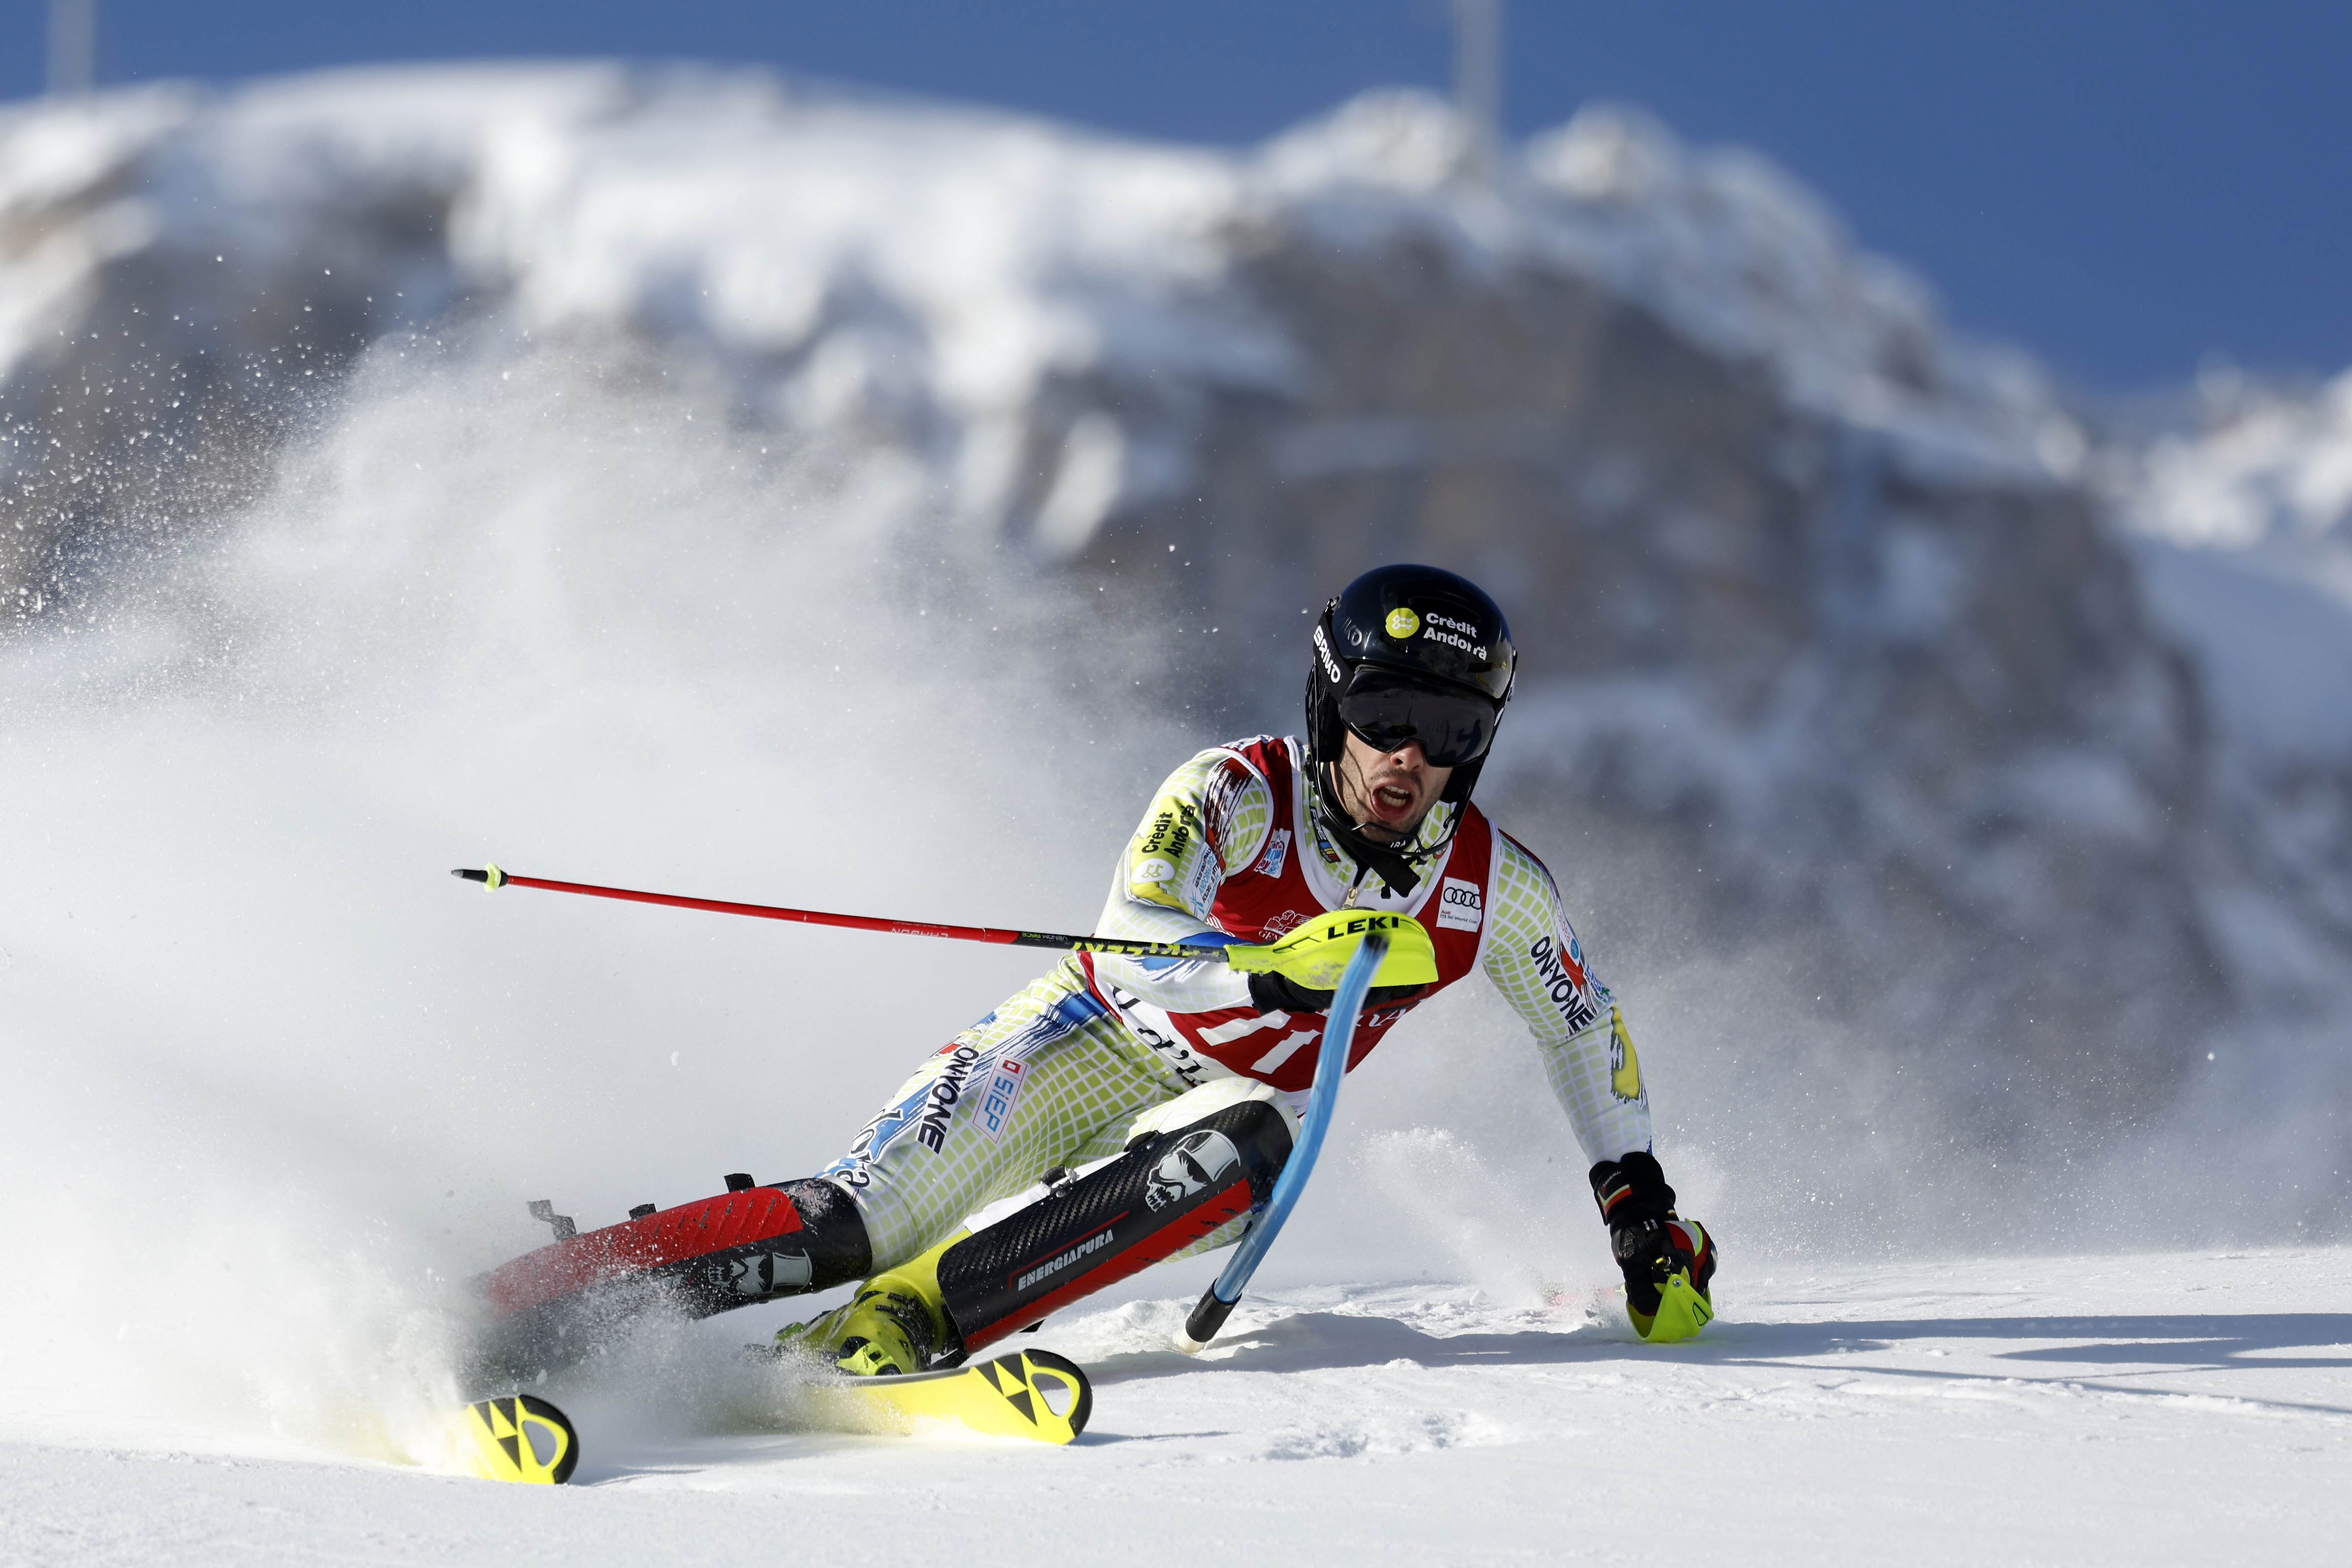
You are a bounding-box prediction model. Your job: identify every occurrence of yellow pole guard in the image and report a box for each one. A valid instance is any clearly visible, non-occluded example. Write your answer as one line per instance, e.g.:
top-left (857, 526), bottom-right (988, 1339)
top-left (1223, 909), bottom-right (1437, 991)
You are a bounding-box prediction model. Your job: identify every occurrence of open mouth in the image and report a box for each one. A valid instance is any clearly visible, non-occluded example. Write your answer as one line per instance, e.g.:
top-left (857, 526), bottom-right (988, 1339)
top-left (1370, 782), bottom-right (1417, 818)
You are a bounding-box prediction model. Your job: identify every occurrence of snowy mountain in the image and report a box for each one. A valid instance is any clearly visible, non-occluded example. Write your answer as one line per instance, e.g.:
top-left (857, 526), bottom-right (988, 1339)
top-left (2111, 371), bottom-right (2352, 1004)
top-left (0, 65), bottom-right (2344, 1233)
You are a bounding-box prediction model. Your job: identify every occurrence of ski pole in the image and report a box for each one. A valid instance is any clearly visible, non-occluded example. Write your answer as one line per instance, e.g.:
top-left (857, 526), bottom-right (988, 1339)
top-left (1174, 927), bottom-right (1386, 1354)
top-left (452, 863), bottom-right (1248, 969)
top-left (450, 865), bottom-right (1432, 988)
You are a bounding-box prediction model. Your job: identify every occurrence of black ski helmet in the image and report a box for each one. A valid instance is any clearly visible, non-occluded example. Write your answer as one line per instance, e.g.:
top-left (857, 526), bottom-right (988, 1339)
top-left (1306, 563), bottom-right (1516, 813)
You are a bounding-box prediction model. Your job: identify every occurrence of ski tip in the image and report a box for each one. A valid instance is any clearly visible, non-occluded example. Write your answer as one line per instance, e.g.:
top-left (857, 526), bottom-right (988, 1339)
top-left (448, 1393), bottom-right (579, 1484)
top-left (1022, 1349), bottom-right (1093, 1441)
top-left (811, 1348), bottom-right (1093, 1444)
top-left (1632, 1270), bottom-right (1715, 1344)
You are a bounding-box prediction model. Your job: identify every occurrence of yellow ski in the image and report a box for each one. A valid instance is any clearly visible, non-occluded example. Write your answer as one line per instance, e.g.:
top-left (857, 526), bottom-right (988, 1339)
top-left (805, 1349), bottom-right (1092, 1444)
top-left (443, 1349), bottom-right (1088, 1482)
top-left (447, 1393), bottom-right (581, 1484)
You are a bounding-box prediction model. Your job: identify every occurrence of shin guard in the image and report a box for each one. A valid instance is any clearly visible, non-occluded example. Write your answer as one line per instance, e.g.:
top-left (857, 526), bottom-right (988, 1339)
top-left (936, 1098), bottom-right (1292, 1356)
top-left (468, 1177), bottom-right (871, 1385)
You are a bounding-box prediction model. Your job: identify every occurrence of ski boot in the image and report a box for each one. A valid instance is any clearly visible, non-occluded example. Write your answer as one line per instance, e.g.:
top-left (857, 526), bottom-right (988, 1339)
top-left (1625, 1216), bottom-right (1715, 1343)
top-left (777, 1230), bottom-right (963, 1376)
top-left (1593, 1153), bottom-right (1717, 1344)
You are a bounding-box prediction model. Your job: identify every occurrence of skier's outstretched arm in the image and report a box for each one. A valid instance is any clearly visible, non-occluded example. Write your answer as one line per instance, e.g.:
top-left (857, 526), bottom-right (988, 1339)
top-left (1483, 832), bottom-right (1716, 1336)
top-left (1482, 832), bottom-right (1653, 1164)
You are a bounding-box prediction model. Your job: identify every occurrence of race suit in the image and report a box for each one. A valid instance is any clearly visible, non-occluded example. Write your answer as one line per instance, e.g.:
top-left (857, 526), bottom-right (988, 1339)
top-left (818, 735), bottom-right (1654, 1270)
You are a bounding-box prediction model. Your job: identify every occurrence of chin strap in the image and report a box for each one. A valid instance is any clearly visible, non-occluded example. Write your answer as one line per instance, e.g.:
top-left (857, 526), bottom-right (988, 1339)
top-left (1310, 764), bottom-right (1464, 899)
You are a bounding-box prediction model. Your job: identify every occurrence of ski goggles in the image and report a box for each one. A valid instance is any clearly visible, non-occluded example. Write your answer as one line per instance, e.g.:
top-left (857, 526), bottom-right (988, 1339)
top-left (1336, 667), bottom-right (1500, 768)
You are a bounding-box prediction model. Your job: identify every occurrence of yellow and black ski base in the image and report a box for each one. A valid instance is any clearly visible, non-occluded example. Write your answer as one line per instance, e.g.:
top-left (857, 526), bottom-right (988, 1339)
top-left (448, 1392), bottom-right (581, 1484)
top-left (806, 1348), bottom-right (1093, 1445)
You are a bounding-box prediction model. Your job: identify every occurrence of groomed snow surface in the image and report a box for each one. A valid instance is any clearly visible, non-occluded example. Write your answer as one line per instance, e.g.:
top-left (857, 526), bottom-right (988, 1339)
top-left (7, 1252), bottom-right (2348, 1565)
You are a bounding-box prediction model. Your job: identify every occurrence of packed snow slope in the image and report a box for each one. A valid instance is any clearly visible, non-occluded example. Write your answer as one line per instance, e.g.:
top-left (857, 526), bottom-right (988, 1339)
top-left (7, 1251), bottom-right (2349, 1567)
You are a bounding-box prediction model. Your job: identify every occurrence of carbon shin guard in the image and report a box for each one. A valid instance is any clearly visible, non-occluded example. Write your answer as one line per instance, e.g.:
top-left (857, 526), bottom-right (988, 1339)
top-left (936, 1099), bottom-right (1292, 1356)
top-left (468, 1177), bottom-right (872, 1387)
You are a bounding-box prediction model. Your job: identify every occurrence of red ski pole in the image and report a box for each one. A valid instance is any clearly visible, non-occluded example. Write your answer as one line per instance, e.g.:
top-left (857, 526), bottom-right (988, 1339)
top-left (451, 864), bottom-right (1241, 967)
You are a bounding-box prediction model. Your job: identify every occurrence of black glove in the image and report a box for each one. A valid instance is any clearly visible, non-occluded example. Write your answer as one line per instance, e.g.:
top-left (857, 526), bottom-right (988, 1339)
top-left (1589, 1152), bottom-right (1713, 1316)
top-left (1247, 970), bottom-right (1428, 1015)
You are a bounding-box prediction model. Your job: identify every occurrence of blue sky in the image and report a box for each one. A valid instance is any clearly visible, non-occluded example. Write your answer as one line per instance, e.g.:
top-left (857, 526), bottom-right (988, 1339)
top-left (10, 1), bottom-right (2347, 390)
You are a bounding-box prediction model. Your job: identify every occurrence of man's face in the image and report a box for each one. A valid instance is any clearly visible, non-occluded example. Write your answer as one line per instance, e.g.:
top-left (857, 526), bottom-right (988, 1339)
top-left (1334, 730), bottom-right (1454, 842)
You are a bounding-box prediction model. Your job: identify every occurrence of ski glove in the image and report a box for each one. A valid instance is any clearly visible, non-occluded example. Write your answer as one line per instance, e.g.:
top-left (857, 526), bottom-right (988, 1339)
top-left (1590, 1152), bottom-right (1715, 1316)
top-left (1247, 969), bottom-right (1430, 1015)
top-left (1227, 910), bottom-right (1438, 1015)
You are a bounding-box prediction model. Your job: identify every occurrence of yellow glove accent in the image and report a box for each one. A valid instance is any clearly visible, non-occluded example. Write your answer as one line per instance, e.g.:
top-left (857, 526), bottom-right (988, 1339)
top-left (1224, 910), bottom-right (1438, 992)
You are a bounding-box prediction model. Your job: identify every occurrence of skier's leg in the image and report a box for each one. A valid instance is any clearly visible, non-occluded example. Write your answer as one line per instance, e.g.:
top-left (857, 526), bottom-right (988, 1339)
top-left (785, 1075), bottom-right (1299, 1372)
top-left (773, 966), bottom-right (1204, 1372)
top-left (811, 968), bottom-right (1191, 1265)
top-left (927, 1076), bottom-right (1296, 1355)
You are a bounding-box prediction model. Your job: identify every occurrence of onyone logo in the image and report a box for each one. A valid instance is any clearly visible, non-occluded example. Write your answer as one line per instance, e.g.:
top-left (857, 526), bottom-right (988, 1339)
top-left (1528, 935), bottom-right (1598, 1034)
top-left (1144, 1129), bottom-right (1244, 1213)
top-left (915, 1045), bottom-right (982, 1150)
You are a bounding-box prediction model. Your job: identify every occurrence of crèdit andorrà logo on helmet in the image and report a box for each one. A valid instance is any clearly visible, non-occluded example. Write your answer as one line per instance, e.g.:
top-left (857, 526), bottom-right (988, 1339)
top-left (1385, 606), bottom-right (1420, 640)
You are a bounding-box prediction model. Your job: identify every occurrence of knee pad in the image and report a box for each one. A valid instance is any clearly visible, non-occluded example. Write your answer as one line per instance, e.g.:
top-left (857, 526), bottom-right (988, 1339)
top-left (935, 1097), bottom-right (1293, 1356)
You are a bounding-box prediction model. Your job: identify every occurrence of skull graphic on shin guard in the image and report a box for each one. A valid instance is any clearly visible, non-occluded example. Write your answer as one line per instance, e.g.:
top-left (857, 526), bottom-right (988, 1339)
top-left (1143, 1131), bottom-right (1243, 1213)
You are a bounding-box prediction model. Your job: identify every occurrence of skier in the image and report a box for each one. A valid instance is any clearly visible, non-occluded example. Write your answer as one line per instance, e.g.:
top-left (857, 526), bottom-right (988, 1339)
top-left (740, 564), bottom-right (1715, 1373)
